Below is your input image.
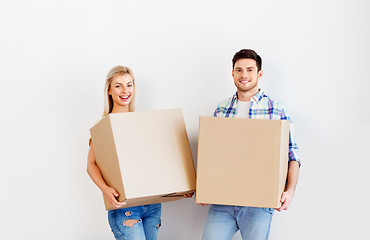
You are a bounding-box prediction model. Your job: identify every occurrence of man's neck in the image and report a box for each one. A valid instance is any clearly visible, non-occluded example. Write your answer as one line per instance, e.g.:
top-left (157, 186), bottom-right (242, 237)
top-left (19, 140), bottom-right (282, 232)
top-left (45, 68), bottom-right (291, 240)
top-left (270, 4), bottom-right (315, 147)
top-left (237, 87), bottom-right (259, 101)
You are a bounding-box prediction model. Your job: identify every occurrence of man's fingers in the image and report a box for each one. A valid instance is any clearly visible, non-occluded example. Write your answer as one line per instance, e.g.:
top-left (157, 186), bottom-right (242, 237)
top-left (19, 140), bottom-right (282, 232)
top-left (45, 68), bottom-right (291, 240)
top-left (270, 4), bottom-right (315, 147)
top-left (280, 192), bottom-right (288, 203)
top-left (275, 191), bottom-right (291, 212)
top-left (280, 201), bottom-right (288, 210)
top-left (279, 194), bottom-right (291, 211)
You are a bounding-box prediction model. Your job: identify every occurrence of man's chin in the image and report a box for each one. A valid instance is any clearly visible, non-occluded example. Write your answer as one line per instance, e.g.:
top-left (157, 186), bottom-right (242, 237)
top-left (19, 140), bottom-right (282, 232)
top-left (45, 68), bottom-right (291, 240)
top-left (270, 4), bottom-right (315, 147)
top-left (236, 87), bottom-right (252, 92)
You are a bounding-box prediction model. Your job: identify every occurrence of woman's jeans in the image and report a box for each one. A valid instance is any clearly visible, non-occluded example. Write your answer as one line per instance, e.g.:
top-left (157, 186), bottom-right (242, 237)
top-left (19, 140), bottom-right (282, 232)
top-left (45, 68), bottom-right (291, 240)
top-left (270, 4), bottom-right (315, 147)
top-left (202, 204), bottom-right (274, 240)
top-left (108, 203), bottom-right (162, 240)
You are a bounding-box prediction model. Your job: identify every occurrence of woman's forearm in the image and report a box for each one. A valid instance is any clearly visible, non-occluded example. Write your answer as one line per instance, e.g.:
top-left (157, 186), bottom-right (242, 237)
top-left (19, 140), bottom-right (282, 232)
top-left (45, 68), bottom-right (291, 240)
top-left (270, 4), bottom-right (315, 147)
top-left (87, 145), bottom-right (109, 192)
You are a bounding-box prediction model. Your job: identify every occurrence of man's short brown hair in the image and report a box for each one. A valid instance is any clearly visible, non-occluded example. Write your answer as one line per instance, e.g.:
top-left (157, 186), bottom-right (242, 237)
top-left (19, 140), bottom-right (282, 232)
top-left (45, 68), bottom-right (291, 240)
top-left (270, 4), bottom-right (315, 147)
top-left (232, 49), bottom-right (262, 71)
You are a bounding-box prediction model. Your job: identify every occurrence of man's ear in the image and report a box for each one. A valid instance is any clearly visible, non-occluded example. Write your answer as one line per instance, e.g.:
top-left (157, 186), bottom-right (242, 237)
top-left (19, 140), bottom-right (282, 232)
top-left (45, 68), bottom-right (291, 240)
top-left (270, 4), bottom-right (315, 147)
top-left (258, 70), bottom-right (263, 78)
top-left (232, 69), bottom-right (234, 78)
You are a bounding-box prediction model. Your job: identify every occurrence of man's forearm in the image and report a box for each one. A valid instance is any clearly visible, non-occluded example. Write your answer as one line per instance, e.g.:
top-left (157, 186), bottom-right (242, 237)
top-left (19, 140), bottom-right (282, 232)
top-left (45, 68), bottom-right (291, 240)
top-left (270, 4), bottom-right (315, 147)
top-left (286, 161), bottom-right (300, 192)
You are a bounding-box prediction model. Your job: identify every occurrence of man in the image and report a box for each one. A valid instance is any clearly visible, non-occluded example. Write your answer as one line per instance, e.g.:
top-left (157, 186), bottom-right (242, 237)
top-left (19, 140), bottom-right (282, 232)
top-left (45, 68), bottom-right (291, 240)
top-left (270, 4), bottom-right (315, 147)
top-left (201, 49), bottom-right (301, 240)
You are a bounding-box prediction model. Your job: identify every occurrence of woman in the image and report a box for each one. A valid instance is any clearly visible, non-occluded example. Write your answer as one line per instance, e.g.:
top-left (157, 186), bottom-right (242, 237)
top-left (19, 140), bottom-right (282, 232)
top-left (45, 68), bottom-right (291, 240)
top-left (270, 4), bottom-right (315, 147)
top-left (87, 66), bottom-right (162, 240)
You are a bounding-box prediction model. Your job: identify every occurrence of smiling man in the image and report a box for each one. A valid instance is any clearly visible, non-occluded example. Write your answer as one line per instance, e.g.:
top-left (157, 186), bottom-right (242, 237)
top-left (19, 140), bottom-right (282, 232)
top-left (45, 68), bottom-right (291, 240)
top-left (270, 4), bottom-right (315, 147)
top-left (201, 49), bottom-right (301, 240)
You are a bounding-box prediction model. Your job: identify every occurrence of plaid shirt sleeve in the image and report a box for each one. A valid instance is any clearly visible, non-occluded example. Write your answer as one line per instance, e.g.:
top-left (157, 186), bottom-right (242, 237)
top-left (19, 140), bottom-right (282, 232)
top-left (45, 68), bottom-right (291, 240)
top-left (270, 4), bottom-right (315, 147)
top-left (280, 105), bottom-right (301, 166)
top-left (213, 103), bottom-right (221, 117)
top-left (213, 95), bottom-right (237, 118)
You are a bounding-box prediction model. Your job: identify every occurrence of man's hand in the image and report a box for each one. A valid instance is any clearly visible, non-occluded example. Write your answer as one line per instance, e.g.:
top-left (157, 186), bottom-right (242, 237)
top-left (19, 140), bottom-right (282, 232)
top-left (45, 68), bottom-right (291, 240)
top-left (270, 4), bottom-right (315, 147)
top-left (275, 161), bottom-right (300, 212)
top-left (275, 190), bottom-right (293, 212)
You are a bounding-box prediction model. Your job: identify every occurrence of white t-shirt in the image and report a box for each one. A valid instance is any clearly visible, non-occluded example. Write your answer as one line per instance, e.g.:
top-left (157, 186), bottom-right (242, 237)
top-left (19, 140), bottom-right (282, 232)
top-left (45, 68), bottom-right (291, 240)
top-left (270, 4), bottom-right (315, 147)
top-left (236, 100), bottom-right (251, 118)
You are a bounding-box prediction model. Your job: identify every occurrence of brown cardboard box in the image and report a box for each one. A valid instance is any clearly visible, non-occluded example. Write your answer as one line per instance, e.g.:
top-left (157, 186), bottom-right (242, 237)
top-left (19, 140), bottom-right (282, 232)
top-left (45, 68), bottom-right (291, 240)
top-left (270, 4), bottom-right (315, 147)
top-left (90, 109), bottom-right (196, 210)
top-left (196, 117), bottom-right (289, 208)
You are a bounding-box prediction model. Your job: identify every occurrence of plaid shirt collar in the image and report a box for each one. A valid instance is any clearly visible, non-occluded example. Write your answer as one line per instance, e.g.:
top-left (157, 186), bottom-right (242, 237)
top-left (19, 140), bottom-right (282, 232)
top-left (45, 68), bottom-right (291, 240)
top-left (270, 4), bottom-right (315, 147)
top-left (232, 89), bottom-right (265, 104)
top-left (226, 89), bottom-right (265, 117)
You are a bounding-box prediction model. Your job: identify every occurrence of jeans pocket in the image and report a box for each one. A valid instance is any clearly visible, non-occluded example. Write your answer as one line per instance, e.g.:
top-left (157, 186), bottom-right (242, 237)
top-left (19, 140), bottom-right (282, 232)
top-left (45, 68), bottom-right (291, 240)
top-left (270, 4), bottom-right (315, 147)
top-left (262, 208), bottom-right (274, 214)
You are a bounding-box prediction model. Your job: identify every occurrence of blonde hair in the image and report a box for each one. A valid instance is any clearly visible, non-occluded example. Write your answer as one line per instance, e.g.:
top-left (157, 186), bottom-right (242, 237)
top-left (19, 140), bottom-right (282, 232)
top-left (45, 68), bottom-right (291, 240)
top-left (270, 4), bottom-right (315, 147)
top-left (103, 65), bottom-right (136, 117)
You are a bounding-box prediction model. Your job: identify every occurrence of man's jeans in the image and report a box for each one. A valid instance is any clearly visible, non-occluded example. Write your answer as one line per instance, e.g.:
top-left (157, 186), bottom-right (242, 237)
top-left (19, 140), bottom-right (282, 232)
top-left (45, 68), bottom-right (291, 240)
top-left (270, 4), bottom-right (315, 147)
top-left (108, 203), bottom-right (162, 240)
top-left (202, 204), bottom-right (274, 240)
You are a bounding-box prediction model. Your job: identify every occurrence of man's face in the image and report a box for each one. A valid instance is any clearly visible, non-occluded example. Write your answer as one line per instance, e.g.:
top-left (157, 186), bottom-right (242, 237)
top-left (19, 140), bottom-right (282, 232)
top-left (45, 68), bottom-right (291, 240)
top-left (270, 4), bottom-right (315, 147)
top-left (232, 58), bottom-right (263, 93)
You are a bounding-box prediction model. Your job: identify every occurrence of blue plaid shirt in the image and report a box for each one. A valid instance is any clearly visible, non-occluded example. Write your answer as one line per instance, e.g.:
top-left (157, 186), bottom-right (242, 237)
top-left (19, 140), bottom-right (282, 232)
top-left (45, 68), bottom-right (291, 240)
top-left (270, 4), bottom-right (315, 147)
top-left (214, 90), bottom-right (301, 165)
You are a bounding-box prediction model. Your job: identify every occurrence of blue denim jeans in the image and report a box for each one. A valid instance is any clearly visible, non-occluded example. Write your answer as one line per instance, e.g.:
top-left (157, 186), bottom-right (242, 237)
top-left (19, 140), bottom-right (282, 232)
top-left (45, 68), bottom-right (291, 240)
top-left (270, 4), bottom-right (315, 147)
top-left (108, 203), bottom-right (162, 240)
top-left (202, 204), bottom-right (274, 240)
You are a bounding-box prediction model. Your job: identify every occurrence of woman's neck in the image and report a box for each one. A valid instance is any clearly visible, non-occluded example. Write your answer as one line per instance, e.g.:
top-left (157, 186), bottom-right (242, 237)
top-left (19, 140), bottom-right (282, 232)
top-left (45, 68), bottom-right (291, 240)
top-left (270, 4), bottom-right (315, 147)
top-left (111, 105), bottom-right (129, 113)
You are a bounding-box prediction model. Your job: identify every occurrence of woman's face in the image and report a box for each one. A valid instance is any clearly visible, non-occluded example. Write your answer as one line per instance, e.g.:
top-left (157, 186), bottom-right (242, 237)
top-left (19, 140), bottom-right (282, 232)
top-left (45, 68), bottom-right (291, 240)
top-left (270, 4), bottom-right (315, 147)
top-left (108, 74), bottom-right (135, 110)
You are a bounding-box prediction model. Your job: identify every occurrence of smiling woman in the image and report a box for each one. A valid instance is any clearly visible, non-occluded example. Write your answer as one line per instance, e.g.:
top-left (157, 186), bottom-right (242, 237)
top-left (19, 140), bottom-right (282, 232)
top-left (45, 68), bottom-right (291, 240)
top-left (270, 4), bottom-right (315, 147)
top-left (87, 66), bottom-right (162, 240)
top-left (103, 66), bottom-right (136, 116)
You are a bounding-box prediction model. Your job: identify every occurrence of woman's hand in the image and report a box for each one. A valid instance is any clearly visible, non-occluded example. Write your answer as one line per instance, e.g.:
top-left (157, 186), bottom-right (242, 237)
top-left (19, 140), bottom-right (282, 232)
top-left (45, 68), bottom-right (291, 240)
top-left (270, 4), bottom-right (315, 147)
top-left (184, 192), bottom-right (195, 198)
top-left (102, 186), bottom-right (126, 209)
top-left (87, 144), bottom-right (126, 209)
